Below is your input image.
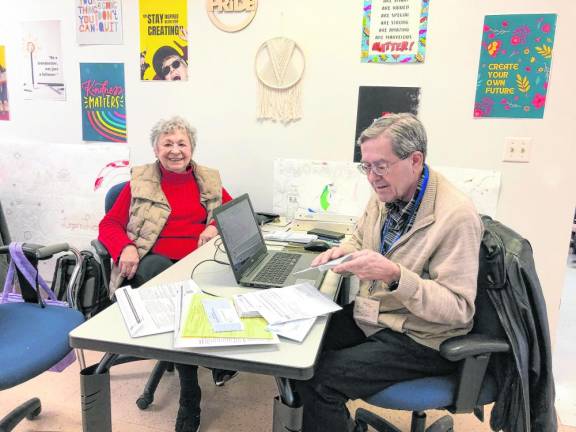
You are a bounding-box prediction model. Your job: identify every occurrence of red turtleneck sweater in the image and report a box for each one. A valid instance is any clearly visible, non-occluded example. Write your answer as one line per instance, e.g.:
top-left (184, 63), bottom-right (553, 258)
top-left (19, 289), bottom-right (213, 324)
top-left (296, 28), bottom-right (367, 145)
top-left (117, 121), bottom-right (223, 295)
top-left (98, 165), bottom-right (232, 262)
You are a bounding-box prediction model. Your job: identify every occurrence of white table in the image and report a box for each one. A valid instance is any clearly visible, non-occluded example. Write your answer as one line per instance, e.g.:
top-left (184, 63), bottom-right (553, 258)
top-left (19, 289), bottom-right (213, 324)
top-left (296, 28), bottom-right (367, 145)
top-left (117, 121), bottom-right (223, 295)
top-left (69, 238), bottom-right (342, 432)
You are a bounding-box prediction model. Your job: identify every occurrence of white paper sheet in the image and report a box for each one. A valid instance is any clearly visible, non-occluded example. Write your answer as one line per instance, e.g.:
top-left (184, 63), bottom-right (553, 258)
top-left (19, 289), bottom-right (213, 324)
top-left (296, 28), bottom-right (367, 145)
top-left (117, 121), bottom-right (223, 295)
top-left (235, 282), bottom-right (342, 325)
top-left (116, 279), bottom-right (199, 338)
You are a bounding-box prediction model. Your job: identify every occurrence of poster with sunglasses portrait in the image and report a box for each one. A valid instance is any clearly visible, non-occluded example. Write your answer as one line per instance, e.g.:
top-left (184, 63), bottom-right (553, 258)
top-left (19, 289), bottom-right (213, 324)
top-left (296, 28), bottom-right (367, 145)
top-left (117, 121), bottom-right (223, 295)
top-left (80, 63), bottom-right (127, 143)
top-left (139, 0), bottom-right (188, 81)
top-left (353, 86), bottom-right (420, 162)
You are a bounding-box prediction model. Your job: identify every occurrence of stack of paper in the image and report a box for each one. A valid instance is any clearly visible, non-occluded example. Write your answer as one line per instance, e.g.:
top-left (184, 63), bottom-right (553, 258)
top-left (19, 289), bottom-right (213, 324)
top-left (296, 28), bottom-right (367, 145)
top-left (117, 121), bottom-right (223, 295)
top-left (233, 282), bottom-right (342, 342)
top-left (174, 292), bottom-right (280, 348)
top-left (116, 280), bottom-right (200, 338)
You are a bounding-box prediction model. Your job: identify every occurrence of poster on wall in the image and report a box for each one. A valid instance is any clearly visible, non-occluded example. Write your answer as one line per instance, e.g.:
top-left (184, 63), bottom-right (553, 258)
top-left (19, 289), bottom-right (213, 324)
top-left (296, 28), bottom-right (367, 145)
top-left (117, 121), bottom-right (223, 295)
top-left (360, 0), bottom-right (429, 63)
top-left (473, 14), bottom-right (557, 119)
top-left (76, 0), bottom-right (123, 45)
top-left (21, 20), bottom-right (66, 100)
top-left (139, 0), bottom-right (188, 81)
top-left (80, 63), bottom-right (127, 143)
top-left (353, 86), bottom-right (420, 161)
top-left (0, 45), bottom-right (9, 121)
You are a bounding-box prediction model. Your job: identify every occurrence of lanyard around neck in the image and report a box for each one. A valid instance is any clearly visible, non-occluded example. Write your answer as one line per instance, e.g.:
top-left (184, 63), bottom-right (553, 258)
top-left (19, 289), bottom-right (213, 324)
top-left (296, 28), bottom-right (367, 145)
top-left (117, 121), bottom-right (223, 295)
top-left (380, 165), bottom-right (429, 255)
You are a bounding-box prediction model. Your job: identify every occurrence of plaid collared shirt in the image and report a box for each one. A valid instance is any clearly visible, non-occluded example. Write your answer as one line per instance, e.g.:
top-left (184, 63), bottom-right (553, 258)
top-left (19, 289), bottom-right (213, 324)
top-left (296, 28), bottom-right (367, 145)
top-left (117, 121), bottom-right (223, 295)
top-left (380, 168), bottom-right (426, 254)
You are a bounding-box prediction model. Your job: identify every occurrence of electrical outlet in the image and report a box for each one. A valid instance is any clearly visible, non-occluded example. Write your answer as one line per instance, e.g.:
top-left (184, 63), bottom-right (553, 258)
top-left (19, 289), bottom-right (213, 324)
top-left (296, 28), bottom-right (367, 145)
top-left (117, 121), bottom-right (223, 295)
top-left (503, 137), bottom-right (532, 163)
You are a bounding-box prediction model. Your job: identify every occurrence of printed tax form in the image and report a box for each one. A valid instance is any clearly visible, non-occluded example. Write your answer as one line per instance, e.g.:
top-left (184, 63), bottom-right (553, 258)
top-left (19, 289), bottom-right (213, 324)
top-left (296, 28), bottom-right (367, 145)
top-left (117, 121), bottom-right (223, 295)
top-left (116, 280), bottom-right (200, 337)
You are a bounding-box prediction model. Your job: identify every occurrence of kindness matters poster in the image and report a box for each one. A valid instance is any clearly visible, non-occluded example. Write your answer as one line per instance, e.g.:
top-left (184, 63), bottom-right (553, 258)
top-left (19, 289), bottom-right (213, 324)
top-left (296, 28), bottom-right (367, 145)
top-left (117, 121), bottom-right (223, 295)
top-left (139, 0), bottom-right (188, 81)
top-left (473, 14), bottom-right (557, 119)
top-left (76, 0), bottom-right (123, 45)
top-left (360, 0), bottom-right (429, 63)
top-left (80, 63), bottom-right (127, 143)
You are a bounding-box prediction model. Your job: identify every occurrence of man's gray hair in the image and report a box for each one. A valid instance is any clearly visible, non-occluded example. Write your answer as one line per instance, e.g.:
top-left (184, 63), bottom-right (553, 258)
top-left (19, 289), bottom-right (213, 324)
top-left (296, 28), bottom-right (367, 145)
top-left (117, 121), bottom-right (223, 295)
top-left (150, 116), bottom-right (197, 151)
top-left (357, 113), bottom-right (427, 160)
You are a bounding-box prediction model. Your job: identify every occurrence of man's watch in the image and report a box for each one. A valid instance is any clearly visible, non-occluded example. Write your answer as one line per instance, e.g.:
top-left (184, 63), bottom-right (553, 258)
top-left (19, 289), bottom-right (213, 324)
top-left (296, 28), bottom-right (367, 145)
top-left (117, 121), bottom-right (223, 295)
top-left (388, 279), bottom-right (400, 291)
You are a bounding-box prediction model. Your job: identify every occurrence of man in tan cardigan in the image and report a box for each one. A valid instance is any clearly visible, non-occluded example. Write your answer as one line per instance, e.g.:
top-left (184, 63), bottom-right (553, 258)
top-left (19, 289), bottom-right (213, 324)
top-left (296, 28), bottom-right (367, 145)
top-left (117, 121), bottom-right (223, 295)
top-left (296, 113), bottom-right (483, 432)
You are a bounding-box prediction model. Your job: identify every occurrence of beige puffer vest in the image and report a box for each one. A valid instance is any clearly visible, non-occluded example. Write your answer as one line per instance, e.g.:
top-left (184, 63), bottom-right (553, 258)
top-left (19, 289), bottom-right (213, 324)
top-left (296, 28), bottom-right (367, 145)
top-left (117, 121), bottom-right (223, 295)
top-left (110, 161), bottom-right (222, 292)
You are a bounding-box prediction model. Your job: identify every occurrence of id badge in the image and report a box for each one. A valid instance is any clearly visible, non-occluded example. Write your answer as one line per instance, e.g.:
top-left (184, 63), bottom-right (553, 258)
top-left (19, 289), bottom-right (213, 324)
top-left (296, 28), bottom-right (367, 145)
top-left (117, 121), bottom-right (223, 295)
top-left (353, 296), bottom-right (380, 325)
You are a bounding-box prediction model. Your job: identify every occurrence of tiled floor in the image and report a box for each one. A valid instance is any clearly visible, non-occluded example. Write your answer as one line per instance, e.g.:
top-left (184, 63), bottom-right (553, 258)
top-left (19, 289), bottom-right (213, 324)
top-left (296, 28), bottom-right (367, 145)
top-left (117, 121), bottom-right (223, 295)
top-left (2, 349), bottom-right (576, 432)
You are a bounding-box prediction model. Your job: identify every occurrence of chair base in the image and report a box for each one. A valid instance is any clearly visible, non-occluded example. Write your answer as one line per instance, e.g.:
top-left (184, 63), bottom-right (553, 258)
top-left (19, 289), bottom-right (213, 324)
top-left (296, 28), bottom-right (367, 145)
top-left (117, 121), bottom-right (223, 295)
top-left (0, 397), bottom-right (41, 432)
top-left (136, 361), bottom-right (172, 410)
top-left (354, 408), bottom-right (454, 432)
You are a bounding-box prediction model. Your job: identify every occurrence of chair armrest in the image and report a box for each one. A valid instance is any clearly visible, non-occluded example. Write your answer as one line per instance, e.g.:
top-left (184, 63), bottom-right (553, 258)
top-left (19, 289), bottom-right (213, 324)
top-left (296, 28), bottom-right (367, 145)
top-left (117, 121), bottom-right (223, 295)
top-left (440, 334), bottom-right (509, 362)
top-left (91, 239), bottom-right (111, 260)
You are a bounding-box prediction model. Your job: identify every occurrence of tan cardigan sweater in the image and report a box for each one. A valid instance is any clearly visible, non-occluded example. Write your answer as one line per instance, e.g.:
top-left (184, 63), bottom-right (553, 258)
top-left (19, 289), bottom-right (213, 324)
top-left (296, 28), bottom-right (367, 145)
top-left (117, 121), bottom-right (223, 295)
top-left (341, 168), bottom-right (483, 349)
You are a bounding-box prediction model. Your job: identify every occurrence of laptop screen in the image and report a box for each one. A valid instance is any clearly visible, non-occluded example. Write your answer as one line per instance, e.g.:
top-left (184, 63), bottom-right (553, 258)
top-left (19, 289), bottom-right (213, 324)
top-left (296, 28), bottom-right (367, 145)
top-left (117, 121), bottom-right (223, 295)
top-left (213, 194), bottom-right (267, 280)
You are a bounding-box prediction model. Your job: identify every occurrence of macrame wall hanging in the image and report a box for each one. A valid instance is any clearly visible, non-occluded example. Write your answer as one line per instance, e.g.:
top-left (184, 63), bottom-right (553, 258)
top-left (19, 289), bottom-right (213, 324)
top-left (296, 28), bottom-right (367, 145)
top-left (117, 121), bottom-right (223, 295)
top-left (255, 37), bottom-right (305, 124)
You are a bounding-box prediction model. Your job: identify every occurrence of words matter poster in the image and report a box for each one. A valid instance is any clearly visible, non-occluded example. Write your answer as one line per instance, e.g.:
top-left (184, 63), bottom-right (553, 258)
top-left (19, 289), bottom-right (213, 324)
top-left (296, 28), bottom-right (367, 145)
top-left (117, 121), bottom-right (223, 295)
top-left (360, 0), bottom-right (429, 63)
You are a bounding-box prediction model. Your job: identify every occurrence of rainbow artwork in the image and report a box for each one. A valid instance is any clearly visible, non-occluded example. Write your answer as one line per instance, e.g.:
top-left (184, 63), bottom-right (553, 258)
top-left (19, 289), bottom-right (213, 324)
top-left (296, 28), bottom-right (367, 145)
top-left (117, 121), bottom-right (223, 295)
top-left (80, 63), bottom-right (127, 142)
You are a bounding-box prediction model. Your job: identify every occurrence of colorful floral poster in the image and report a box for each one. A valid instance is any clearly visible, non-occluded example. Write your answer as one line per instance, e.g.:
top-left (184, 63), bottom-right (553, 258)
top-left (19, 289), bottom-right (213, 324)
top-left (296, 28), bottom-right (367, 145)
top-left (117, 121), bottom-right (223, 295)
top-left (473, 14), bottom-right (557, 119)
top-left (76, 0), bottom-right (123, 45)
top-left (80, 63), bottom-right (127, 143)
top-left (22, 21), bottom-right (66, 100)
top-left (139, 0), bottom-right (188, 81)
top-left (353, 86), bottom-right (420, 161)
top-left (360, 0), bottom-right (429, 63)
top-left (0, 45), bottom-right (9, 121)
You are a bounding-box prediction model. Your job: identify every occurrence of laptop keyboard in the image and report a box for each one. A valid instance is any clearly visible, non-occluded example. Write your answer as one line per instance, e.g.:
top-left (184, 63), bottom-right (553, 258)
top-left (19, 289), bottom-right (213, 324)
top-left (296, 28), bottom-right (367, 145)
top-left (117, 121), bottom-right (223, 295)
top-left (252, 252), bottom-right (301, 285)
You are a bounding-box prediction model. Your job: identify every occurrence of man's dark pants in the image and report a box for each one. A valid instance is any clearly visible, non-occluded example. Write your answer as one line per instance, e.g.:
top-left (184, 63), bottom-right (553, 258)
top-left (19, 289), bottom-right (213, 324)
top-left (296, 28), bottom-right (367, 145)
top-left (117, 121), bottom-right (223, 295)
top-left (295, 303), bottom-right (459, 432)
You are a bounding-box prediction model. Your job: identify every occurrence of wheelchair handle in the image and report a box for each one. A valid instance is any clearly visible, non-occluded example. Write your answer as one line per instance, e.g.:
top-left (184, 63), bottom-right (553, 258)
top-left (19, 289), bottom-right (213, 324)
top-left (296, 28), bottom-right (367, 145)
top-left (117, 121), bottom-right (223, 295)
top-left (35, 243), bottom-right (71, 259)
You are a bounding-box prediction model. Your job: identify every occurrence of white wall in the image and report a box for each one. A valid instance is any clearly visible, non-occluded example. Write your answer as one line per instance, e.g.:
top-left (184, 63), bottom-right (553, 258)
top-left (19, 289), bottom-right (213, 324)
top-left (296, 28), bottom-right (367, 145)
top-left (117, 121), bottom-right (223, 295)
top-left (1, 0), bottom-right (575, 342)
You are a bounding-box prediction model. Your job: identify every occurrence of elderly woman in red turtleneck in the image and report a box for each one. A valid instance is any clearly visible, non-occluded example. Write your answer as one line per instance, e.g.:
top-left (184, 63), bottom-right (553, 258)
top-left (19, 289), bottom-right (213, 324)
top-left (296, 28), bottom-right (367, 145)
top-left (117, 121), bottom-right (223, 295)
top-left (98, 116), bottom-right (234, 432)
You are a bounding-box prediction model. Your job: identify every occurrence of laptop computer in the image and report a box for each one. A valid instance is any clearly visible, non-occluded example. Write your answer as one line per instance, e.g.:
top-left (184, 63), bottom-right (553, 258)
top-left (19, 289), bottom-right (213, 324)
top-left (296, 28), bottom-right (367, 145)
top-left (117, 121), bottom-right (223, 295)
top-left (212, 194), bottom-right (326, 289)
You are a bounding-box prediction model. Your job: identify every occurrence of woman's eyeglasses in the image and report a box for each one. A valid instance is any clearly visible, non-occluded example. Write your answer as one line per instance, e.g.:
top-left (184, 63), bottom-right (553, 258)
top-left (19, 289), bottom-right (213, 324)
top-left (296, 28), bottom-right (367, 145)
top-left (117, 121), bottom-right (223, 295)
top-left (162, 59), bottom-right (182, 76)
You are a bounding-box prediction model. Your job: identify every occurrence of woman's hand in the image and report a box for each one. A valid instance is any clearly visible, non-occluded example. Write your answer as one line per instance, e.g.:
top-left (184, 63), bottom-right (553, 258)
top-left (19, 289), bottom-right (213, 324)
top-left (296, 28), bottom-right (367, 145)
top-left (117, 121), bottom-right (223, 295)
top-left (199, 225), bottom-right (218, 247)
top-left (119, 245), bottom-right (139, 280)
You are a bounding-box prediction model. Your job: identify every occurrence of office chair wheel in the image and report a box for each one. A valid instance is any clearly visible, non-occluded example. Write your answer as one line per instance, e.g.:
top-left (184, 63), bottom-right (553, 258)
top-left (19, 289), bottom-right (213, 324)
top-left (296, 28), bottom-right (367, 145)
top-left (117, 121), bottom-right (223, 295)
top-left (24, 398), bottom-right (42, 420)
top-left (136, 395), bottom-right (153, 410)
top-left (426, 415), bottom-right (454, 432)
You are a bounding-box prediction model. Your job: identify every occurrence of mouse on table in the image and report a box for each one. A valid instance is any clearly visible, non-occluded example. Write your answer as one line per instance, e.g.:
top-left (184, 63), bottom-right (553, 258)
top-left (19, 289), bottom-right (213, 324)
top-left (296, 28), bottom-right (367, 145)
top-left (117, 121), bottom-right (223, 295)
top-left (304, 239), bottom-right (332, 252)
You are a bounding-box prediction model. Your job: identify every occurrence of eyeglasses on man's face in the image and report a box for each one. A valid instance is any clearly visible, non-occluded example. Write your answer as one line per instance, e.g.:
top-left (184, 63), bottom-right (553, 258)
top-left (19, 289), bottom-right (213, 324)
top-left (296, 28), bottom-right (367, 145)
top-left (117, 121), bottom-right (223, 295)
top-left (357, 158), bottom-right (404, 176)
top-left (162, 59), bottom-right (182, 76)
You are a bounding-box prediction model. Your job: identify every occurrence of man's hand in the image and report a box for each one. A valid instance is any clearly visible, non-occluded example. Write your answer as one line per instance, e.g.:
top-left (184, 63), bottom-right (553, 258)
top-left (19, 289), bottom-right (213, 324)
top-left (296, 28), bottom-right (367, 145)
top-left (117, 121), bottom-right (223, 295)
top-left (311, 246), bottom-right (347, 267)
top-left (119, 245), bottom-right (139, 280)
top-left (199, 225), bottom-right (218, 247)
top-left (333, 249), bottom-right (400, 283)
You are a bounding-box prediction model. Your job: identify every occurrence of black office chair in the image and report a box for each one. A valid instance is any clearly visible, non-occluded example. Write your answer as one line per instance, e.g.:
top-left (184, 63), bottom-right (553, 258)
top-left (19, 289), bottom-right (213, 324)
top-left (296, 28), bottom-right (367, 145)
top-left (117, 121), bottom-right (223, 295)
top-left (354, 216), bottom-right (552, 432)
top-left (91, 181), bottom-right (174, 410)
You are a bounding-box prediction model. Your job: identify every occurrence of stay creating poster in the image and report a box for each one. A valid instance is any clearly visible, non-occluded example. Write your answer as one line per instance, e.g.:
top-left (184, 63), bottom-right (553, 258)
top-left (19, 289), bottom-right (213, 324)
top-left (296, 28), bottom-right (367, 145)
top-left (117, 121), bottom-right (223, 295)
top-left (76, 0), bottom-right (123, 45)
top-left (0, 45), bottom-right (9, 121)
top-left (353, 86), bottom-right (421, 162)
top-left (80, 63), bottom-right (127, 143)
top-left (21, 20), bottom-right (66, 100)
top-left (360, 0), bottom-right (429, 63)
top-left (139, 0), bottom-right (188, 81)
top-left (473, 14), bottom-right (557, 119)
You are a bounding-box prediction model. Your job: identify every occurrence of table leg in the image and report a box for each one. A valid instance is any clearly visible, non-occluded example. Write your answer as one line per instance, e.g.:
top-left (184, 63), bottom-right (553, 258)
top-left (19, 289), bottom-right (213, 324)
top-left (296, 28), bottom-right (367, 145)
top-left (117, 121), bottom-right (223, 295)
top-left (80, 353), bottom-right (119, 432)
top-left (273, 377), bottom-right (303, 432)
